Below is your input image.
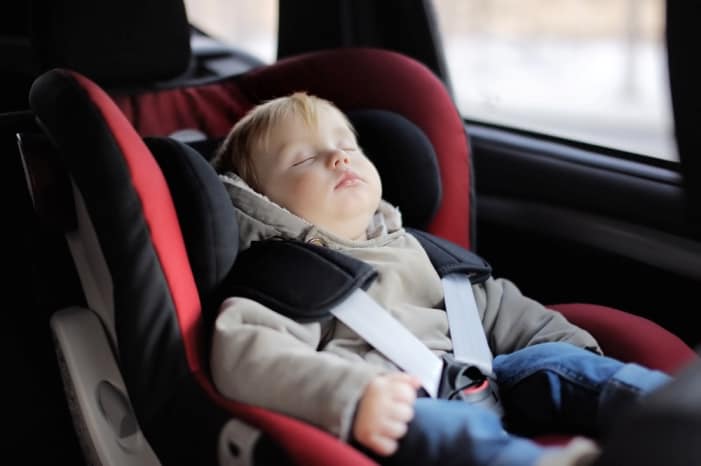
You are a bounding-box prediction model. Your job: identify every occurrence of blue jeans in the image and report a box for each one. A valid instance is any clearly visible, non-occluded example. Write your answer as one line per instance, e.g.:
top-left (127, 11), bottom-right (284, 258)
top-left (376, 342), bottom-right (670, 466)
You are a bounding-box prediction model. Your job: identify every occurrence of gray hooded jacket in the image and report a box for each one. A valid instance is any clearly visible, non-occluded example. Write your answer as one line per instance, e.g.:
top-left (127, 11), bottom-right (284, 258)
top-left (210, 173), bottom-right (600, 441)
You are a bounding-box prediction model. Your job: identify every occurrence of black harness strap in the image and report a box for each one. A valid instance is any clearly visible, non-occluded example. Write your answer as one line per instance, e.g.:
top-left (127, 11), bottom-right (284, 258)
top-left (408, 228), bottom-right (491, 284)
top-left (224, 239), bottom-right (377, 322)
top-left (225, 231), bottom-right (491, 322)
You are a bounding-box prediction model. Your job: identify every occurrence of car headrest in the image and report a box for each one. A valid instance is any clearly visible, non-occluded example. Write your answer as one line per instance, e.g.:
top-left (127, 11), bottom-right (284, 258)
top-left (30, 0), bottom-right (191, 86)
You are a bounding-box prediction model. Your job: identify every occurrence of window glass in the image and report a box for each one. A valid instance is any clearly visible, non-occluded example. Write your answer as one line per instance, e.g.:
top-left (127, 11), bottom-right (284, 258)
top-left (433, 0), bottom-right (676, 161)
top-left (183, 0), bottom-right (277, 63)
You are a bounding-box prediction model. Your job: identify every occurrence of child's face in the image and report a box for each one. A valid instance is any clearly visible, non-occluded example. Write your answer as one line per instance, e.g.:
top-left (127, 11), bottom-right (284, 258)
top-left (251, 105), bottom-right (383, 240)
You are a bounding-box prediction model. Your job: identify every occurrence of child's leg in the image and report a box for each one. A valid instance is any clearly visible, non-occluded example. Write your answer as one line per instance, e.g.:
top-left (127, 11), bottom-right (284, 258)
top-left (493, 342), bottom-right (671, 437)
top-left (379, 398), bottom-right (545, 466)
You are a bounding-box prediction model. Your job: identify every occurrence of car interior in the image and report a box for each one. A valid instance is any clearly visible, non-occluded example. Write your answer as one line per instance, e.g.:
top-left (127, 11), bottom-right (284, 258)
top-left (5, 1), bottom-right (701, 465)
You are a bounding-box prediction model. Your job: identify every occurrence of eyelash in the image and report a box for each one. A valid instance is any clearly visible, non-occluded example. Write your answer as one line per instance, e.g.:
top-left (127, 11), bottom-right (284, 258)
top-left (292, 155), bottom-right (316, 166)
top-left (291, 147), bottom-right (358, 166)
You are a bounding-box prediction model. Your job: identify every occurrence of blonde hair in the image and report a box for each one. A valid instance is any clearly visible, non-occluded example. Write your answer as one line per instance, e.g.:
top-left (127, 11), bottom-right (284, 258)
top-left (212, 92), bottom-right (354, 191)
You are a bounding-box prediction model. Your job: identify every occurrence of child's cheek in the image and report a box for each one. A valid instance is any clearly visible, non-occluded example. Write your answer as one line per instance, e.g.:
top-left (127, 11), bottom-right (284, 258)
top-left (293, 171), bottom-right (325, 195)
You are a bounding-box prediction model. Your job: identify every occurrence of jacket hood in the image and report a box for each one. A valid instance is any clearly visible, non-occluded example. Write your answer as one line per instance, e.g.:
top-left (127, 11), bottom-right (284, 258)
top-left (220, 172), bottom-right (404, 251)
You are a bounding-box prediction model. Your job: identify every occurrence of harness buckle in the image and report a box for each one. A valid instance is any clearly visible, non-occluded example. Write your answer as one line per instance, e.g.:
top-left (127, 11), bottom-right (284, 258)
top-left (438, 354), bottom-right (502, 416)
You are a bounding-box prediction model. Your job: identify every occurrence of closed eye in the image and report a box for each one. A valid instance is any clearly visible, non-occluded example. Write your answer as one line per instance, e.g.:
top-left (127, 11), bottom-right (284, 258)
top-left (292, 155), bottom-right (316, 166)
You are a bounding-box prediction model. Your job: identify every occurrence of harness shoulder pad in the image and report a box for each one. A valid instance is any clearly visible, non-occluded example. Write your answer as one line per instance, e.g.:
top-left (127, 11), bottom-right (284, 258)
top-left (225, 239), bottom-right (377, 322)
top-left (408, 228), bottom-right (491, 284)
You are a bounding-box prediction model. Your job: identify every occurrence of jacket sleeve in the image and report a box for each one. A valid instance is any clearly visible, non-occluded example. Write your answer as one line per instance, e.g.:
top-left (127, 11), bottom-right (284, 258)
top-left (210, 296), bottom-right (385, 440)
top-left (475, 277), bottom-right (602, 355)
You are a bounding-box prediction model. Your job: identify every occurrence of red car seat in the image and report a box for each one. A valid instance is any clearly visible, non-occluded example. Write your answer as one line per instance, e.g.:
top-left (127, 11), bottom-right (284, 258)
top-left (112, 46), bottom-right (695, 372)
top-left (24, 46), bottom-right (697, 466)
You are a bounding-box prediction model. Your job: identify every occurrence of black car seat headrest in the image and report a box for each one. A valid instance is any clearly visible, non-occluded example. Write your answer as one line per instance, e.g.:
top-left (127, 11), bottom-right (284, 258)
top-left (30, 0), bottom-right (191, 86)
top-left (348, 109), bottom-right (441, 230)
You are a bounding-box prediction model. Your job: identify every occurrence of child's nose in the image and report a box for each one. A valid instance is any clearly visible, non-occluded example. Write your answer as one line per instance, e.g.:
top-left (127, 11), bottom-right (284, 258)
top-left (328, 149), bottom-right (350, 168)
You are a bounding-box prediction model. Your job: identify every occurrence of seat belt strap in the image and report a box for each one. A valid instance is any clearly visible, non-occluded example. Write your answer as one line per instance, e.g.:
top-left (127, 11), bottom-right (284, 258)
top-left (406, 229), bottom-right (494, 375)
top-left (331, 289), bottom-right (443, 398)
top-left (330, 276), bottom-right (495, 396)
top-left (442, 274), bottom-right (494, 377)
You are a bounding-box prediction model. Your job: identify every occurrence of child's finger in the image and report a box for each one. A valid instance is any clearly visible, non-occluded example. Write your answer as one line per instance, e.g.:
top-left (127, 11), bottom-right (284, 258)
top-left (389, 386), bottom-right (415, 404)
top-left (369, 433), bottom-right (399, 457)
top-left (379, 418), bottom-right (409, 440)
top-left (387, 401), bottom-right (414, 423)
top-left (388, 380), bottom-right (419, 403)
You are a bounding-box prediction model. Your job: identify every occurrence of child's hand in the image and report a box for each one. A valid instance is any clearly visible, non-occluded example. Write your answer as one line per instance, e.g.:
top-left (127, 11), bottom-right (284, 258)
top-left (353, 373), bottom-right (421, 456)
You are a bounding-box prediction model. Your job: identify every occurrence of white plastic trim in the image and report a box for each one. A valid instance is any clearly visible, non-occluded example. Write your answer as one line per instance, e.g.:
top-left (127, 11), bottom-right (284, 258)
top-left (51, 306), bottom-right (160, 466)
top-left (218, 418), bottom-right (261, 466)
top-left (65, 180), bottom-right (117, 350)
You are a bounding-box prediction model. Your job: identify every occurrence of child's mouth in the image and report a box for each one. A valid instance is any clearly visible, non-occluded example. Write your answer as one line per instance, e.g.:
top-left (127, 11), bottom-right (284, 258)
top-left (335, 171), bottom-right (362, 189)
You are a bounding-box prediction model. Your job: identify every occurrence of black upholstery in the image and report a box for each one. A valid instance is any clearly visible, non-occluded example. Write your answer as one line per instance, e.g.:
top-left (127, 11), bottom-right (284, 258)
top-left (349, 109), bottom-right (441, 229)
top-left (145, 137), bottom-right (238, 335)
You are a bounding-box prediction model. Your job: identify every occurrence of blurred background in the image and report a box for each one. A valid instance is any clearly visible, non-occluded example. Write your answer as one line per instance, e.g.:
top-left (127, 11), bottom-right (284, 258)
top-left (184, 0), bottom-right (674, 161)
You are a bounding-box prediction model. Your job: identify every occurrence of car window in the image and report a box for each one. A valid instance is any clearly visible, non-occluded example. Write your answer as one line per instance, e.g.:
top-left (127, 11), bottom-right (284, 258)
top-left (183, 0), bottom-right (277, 63)
top-left (433, 0), bottom-right (676, 161)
